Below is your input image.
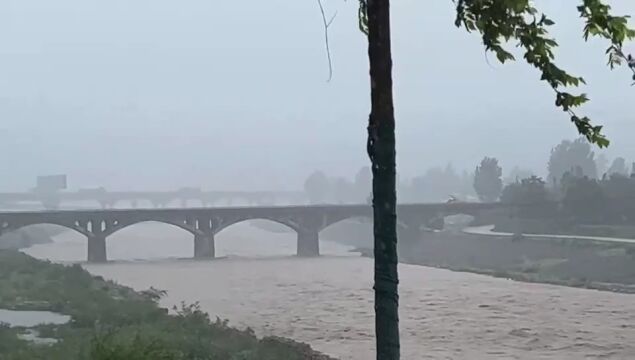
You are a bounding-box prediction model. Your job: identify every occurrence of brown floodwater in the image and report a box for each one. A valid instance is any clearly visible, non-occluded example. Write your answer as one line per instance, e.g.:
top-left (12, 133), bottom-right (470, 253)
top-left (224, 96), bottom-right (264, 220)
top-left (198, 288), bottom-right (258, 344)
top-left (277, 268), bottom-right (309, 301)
top-left (23, 221), bottom-right (635, 359)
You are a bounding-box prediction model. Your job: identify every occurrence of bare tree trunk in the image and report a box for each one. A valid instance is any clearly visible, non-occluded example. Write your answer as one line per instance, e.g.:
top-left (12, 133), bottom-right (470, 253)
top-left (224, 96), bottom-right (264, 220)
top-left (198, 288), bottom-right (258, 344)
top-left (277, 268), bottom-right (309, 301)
top-left (366, 0), bottom-right (400, 359)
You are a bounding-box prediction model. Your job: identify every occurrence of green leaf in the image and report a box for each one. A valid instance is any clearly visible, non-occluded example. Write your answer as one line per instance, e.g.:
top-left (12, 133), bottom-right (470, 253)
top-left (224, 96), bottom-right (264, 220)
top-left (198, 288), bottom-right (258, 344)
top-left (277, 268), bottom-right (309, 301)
top-left (596, 136), bottom-right (610, 148)
top-left (453, 0), bottom-right (631, 148)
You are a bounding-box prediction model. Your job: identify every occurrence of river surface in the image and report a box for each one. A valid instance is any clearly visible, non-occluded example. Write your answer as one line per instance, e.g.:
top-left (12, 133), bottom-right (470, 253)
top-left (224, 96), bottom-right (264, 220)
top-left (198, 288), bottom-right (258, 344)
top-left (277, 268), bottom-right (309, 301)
top-left (0, 309), bottom-right (70, 327)
top-left (22, 221), bottom-right (635, 359)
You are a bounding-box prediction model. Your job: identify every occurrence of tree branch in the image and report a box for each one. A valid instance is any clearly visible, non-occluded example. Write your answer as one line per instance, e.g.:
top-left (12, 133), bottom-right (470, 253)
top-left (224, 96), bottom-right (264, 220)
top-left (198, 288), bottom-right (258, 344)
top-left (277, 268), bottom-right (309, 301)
top-left (453, 0), bottom-right (634, 148)
top-left (317, 0), bottom-right (336, 82)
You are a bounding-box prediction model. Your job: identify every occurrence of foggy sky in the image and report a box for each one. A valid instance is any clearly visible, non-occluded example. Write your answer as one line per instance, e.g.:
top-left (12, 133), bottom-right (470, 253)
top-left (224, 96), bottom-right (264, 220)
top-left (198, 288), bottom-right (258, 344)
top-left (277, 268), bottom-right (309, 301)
top-left (0, 0), bottom-right (633, 191)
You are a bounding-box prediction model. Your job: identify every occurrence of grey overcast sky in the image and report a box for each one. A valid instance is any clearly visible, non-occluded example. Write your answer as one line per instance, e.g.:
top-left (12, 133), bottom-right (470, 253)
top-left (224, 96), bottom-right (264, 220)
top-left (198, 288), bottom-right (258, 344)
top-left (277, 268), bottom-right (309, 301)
top-left (0, 0), bottom-right (633, 191)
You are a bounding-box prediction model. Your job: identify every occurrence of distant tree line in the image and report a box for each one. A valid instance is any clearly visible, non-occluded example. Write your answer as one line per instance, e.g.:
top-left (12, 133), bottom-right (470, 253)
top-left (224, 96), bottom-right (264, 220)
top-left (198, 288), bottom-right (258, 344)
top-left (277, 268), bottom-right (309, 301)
top-left (401, 164), bottom-right (476, 203)
top-left (304, 165), bottom-right (476, 204)
top-left (304, 158), bottom-right (507, 204)
top-left (304, 167), bottom-right (372, 204)
top-left (501, 137), bottom-right (635, 225)
top-left (304, 137), bottom-right (635, 213)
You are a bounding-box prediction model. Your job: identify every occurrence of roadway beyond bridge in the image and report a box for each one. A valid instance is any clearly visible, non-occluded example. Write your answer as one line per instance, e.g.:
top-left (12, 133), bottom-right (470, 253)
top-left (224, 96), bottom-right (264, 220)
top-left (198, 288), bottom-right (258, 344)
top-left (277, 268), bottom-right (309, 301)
top-left (0, 189), bottom-right (308, 210)
top-left (0, 203), bottom-right (524, 262)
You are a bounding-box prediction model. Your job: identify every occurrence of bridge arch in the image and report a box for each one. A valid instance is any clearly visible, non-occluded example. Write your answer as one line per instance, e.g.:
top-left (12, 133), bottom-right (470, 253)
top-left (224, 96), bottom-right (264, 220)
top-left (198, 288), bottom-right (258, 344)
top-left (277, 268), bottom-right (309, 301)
top-left (101, 220), bottom-right (207, 261)
top-left (104, 219), bottom-right (202, 238)
top-left (318, 215), bottom-right (417, 252)
top-left (319, 215), bottom-right (413, 233)
top-left (214, 217), bottom-right (301, 236)
top-left (213, 217), bottom-right (307, 257)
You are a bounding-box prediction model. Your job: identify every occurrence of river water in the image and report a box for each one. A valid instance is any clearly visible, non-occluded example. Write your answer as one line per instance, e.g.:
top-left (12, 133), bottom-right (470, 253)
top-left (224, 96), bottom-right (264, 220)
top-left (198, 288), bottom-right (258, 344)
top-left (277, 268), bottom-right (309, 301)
top-left (22, 221), bottom-right (635, 359)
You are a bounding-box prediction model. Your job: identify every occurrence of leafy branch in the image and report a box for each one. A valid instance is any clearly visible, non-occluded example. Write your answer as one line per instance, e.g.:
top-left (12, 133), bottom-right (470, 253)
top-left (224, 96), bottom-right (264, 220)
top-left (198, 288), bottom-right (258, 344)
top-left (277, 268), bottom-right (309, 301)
top-left (454, 0), bottom-right (635, 148)
top-left (577, 0), bottom-right (635, 78)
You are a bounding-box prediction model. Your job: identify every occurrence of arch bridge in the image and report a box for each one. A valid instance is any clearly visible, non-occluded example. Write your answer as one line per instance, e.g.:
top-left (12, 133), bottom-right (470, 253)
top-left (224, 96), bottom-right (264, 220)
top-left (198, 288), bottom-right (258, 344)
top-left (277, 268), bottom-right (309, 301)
top-left (0, 202), bottom-right (524, 262)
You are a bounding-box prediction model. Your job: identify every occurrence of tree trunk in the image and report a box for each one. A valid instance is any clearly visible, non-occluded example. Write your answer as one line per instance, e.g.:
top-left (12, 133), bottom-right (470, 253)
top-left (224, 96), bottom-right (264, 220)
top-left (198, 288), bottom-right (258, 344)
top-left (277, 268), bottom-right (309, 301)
top-left (366, 0), bottom-right (400, 359)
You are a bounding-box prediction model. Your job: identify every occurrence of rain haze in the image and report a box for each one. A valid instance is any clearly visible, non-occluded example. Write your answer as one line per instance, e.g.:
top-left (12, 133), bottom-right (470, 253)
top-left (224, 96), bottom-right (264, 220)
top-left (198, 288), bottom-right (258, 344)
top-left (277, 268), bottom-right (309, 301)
top-left (1, 1), bottom-right (635, 360)
top-left (0, 0), bottom-right (633, 190)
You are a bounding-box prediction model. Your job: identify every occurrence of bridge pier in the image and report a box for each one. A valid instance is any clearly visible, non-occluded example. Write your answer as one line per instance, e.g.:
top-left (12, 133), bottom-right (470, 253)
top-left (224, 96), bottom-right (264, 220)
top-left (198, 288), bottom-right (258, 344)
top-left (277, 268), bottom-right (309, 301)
top-left (194, 233), bottom-right (215, 259)
top-left (296, 230), bottom-right (319, 257)
top-left (87, 235), bottom-right (107, 263)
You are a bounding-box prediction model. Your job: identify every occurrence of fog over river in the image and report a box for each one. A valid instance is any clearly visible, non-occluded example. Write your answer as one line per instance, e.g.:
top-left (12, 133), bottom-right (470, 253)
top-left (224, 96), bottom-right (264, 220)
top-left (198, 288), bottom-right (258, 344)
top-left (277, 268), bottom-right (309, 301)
top-left (22, 221), bottom-right (635, 359)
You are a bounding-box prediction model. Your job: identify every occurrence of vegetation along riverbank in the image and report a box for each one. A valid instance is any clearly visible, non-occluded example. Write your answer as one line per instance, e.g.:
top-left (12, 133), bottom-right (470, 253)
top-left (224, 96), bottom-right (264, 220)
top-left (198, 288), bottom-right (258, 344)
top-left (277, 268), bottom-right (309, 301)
top-left (0, 250), bottom-right (334, 360)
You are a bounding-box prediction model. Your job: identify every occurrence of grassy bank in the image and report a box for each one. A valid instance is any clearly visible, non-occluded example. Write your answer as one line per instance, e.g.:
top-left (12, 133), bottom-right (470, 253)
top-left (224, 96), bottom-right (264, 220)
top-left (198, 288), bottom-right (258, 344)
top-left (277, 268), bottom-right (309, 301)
top-left (350, 247), bottom-right (635, 294)
top-left (493, 219), bottom-right (635, 240)
top-left (324, 221), bottom-right (635, 294)
top-left (0, 250), bottom-right (334, 360)
top-left (404, 261), bottom-right (635, 294)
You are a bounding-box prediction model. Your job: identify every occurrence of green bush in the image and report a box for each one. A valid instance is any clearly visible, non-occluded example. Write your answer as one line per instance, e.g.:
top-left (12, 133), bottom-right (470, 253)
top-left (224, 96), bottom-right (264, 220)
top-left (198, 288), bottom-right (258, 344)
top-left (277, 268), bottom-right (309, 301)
top-left (90, 333), bottom-right (181, 360)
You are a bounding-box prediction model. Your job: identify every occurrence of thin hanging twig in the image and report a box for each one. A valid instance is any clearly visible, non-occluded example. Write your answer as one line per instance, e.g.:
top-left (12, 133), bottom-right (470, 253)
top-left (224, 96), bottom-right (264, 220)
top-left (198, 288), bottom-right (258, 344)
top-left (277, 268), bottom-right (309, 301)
top-left (317, 0), bottom-right (336, 82)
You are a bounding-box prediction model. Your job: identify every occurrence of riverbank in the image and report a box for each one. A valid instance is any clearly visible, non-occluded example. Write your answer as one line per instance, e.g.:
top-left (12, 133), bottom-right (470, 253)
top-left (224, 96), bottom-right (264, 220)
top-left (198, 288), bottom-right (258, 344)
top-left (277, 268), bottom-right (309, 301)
top-left (0, 250), bottom-right (334, 359)
top-left (493, 218), bottom-right (635, 240)
top-left (350, 245), bottom-right (635, 294)
top-left (324, 220), bottom-right (635, 294)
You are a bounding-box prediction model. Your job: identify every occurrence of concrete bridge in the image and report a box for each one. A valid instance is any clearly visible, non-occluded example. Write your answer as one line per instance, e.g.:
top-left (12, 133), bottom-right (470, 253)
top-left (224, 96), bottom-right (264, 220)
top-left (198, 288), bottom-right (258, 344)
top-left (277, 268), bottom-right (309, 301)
top-left (0, 202), bottom-right (518, 262)
top-left (0, 189), bottom-right (307, 210)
